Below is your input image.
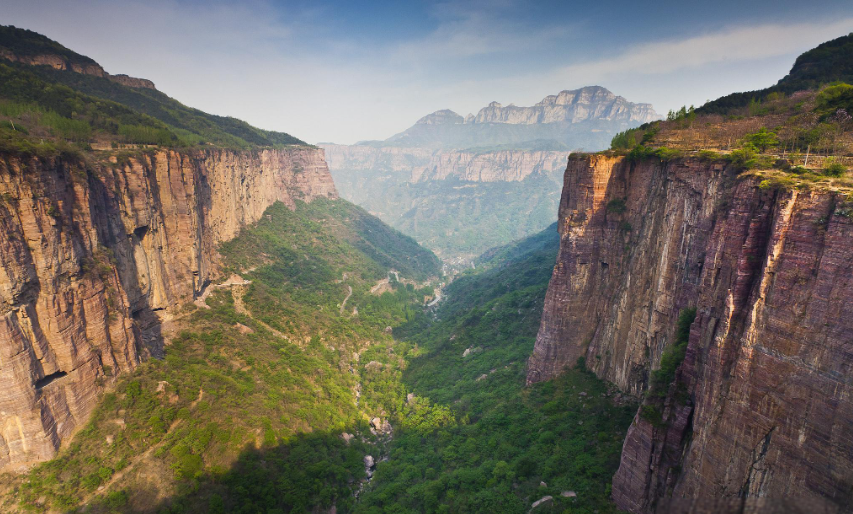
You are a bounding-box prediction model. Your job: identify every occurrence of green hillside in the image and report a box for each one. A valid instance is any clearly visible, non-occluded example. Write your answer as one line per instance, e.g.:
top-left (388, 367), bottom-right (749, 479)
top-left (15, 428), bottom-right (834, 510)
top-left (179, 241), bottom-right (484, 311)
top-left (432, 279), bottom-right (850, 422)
top-left (0, 25), bottom-right (306, 152)
top-left (358, 225), bottom-right (636, 513)
top-left (1, 215), bottom-right (637, 514)
top-left (4, 198), bottom-right (440, 514)
top-left (699, 32), bottom-right (853, 115)
top-left (0, 26), bottom-right (98, 67)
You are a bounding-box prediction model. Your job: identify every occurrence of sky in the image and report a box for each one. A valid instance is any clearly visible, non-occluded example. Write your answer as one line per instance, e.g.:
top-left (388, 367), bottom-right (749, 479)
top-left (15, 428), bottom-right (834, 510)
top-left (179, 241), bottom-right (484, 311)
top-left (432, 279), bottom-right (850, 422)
top-left (3, 0), bottom-right (853, 144)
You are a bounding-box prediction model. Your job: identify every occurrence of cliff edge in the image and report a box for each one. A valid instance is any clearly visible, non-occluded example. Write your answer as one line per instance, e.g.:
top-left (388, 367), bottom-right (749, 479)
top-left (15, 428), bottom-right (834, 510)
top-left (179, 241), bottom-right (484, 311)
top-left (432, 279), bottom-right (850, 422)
top-left (0, 146), bottom-right (336, 472)
top-left (529, 154), bottom-right (853, 512)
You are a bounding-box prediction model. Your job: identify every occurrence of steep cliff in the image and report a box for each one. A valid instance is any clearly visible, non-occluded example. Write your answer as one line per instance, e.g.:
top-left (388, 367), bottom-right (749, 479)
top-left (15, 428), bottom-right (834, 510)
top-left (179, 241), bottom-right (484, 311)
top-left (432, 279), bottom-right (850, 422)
top-left (529, 154), bottom-right (853, 512)
top-left (0, 146), bottom-right (336, 472)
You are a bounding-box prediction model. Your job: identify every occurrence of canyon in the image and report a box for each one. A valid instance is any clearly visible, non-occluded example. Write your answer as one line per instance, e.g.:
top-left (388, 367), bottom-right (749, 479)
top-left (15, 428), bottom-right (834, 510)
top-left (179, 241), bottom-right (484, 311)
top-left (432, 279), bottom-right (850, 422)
top-left (322, 144), bottom-right (571, 261)
top-left (323, 87), bottom-right (658, 262)
top-left (528, 154), bottom-right (853, 512)
top-left (1, 20), bottom-right (852, 514)
top-left (0, 147), bottom-right (336, 472)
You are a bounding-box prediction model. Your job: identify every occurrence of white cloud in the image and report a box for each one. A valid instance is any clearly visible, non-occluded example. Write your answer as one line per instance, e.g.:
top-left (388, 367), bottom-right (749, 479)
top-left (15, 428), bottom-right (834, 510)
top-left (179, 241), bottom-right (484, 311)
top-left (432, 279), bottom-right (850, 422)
top-left (553, 18), bottom-right (853, 81)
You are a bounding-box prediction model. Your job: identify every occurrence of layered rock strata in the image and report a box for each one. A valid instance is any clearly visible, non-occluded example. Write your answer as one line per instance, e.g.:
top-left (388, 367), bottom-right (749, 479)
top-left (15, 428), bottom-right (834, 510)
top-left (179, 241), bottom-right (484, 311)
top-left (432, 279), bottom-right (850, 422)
top-left (0, 147), bottom-right (336, 472)
top-left (529, 155), bottom-right (853, 512)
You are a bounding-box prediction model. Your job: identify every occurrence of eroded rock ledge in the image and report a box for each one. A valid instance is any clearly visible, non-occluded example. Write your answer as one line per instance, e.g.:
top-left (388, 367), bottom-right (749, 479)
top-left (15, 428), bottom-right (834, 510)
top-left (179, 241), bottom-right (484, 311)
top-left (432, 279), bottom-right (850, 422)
top-left (529, 154), bottom-right (853, 512)
top-left (0, 146), bottom-right (336, 472)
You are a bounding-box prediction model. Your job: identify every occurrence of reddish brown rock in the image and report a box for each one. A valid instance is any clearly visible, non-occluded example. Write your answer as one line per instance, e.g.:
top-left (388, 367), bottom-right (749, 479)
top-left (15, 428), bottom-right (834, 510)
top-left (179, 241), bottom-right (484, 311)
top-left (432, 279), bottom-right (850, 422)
top-left (529, 155), bottom-right (853, 512)
top-left (0, 146), bottom-right (335, 472)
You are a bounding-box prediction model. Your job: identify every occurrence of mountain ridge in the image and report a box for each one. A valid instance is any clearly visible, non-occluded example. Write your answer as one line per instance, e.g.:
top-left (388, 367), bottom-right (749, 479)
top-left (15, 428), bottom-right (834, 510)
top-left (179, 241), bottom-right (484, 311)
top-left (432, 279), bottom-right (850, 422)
top-left (381, 86), bottom-right (658, 150)
top-left (0, 24), bottom-right (307, 150)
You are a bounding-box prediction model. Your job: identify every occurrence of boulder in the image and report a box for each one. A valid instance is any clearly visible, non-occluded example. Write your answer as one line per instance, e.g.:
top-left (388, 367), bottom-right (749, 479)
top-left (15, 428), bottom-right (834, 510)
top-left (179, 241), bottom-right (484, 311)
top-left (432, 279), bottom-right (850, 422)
top-left (530, 496), bottom-right (553, 511)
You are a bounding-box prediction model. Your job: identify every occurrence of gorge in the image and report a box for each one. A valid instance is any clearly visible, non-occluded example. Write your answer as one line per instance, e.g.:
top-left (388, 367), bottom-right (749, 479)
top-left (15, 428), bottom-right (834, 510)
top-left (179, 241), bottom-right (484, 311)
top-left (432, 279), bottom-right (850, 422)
top-left (323, 87), bottom-right (659, 263)
top-left (0, 19), bottom-right (852, 514)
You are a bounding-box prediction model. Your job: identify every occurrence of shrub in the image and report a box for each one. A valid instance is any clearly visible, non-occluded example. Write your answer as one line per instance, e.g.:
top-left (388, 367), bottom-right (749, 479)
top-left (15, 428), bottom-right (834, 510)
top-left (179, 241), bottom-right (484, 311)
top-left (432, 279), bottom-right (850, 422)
top-left (640, 405), bottom-right (664, 427)
top-left (815, 83), bottom-right (853, 115)
top-left (742, 127), bottom-right (780, 152)
top-left (824, 159), bottom-right (847, 177)
top-left (649, 308), bottom-right (696, 397)
top-left (654, 147), bottom-right (683, 162)
top-left (606, 198), bottom-right (627, 214)
top-left (626, 145), bottom-right (655, 162)
top-left (728, 147), bottom-right (773, 170)
top-left (611, 129), bottom-right (638, 150)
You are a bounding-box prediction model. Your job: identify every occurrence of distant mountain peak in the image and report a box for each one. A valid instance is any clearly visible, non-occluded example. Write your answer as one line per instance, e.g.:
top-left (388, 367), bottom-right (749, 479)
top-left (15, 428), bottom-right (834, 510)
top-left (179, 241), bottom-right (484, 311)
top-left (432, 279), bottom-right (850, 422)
top-left (384, 87), bottom-right (658, 150)
top-left (415, 109), bottom-right (464, 125)
top-left (471, 86), bottom-right (657, 125)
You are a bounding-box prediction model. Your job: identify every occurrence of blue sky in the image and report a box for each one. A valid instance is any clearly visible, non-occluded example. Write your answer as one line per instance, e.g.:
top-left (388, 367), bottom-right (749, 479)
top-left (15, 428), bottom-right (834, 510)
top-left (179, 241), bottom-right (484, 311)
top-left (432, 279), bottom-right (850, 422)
top-left (4, 0), bottom-right (853, 143)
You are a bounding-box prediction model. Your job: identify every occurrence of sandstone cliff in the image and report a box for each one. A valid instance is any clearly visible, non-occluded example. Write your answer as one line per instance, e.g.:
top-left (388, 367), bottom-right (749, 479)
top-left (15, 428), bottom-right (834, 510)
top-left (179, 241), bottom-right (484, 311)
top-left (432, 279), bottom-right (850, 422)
top-left (0, 146), bottom-right (336, 472)
top-left (529, 155), bottom-right (853, 512)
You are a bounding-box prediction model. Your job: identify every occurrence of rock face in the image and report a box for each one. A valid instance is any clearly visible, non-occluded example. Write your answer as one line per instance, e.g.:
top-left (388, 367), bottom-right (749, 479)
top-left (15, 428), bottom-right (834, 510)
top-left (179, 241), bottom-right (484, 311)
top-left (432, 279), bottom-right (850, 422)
top-left (0, 146), bottom-right (336, 472)
top-left (472, 87), bottom-right (657, 125)
top-left (322, 87), bottom-right (658, 261)
top-left (408, 86), bottom-right (657, 127)
top-left (529, 155), bottom-right (853, 512)
top-left (381, 87), bottom-right (659, 150)
top-left (0, 48), bottom-right (156, 89)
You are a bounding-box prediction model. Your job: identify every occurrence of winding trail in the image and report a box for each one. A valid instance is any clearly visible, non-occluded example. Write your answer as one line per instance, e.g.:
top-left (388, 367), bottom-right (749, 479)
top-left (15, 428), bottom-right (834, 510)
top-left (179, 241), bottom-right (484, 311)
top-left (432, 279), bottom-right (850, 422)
top-left (340, 285), bottom-right (353, 314)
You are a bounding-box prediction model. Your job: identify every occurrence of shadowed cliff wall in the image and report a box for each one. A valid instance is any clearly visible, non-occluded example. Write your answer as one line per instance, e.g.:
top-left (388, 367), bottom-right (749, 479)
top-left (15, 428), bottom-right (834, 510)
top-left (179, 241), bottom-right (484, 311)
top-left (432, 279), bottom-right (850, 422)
top-left (0, 147), bottom-right (336, 472)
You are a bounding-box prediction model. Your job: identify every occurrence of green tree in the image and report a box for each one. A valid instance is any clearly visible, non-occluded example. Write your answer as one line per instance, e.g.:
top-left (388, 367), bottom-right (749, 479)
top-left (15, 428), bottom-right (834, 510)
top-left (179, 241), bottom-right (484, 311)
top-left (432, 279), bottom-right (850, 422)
top-left (743, 127), bottom-right (780, 152)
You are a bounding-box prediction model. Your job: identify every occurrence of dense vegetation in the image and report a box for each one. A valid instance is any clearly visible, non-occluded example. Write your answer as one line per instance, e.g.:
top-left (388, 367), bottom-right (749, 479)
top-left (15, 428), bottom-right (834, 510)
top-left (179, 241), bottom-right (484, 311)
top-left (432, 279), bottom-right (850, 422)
top-left (2, 199), bottom-right (440, 514)
top-left (0, 213), bottom-right (637, 514)
top-left (606, 40), bottom-right (853, 195)
top-left (358, 226), bottom-right (637, 513)
top-left (0, 63), bottom-right (187, 154)
top-left (639, 308), bottom-right (696, 428)
top-left (0, 25), bottom-right (306, 151)
top-left (0, 25), bottom-right (98, 67)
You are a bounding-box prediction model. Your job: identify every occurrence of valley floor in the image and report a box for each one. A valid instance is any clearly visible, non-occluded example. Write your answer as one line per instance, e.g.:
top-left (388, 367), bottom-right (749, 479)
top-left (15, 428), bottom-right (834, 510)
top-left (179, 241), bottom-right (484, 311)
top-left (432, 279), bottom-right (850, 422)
top-left (1, 202), bottom-right (635, 514)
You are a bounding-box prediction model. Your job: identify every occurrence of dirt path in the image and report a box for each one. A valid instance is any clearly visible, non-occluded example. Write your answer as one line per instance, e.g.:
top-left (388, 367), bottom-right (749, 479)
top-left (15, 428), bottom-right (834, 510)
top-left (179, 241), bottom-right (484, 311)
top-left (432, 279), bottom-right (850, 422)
top-left (195, 274), bottom-right (251, 309)
top-left (340, 285), bottom-right (353, 314)
top-left (230, 288), bottom-right (290, 341)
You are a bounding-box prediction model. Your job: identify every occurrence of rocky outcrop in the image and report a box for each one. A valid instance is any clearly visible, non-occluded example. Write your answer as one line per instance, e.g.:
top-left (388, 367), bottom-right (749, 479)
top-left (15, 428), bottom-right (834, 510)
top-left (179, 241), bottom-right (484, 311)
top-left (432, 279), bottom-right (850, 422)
top-left (529, 155), bottom-right (853, 512)
top-left (0, 49), bottom-right (156, 89)
top-left (0, 146), bottom-right (336, 472)
top-left (406, 87), bottom-right (658, 128)
top-left (107, 74), bottom-right (156, 90)
top-left (473, 87), bottom-right (658, 125)
top-left (414, 110), bottom-right (465, 125)
top-left (381, 87), bottom-right (659, 150)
